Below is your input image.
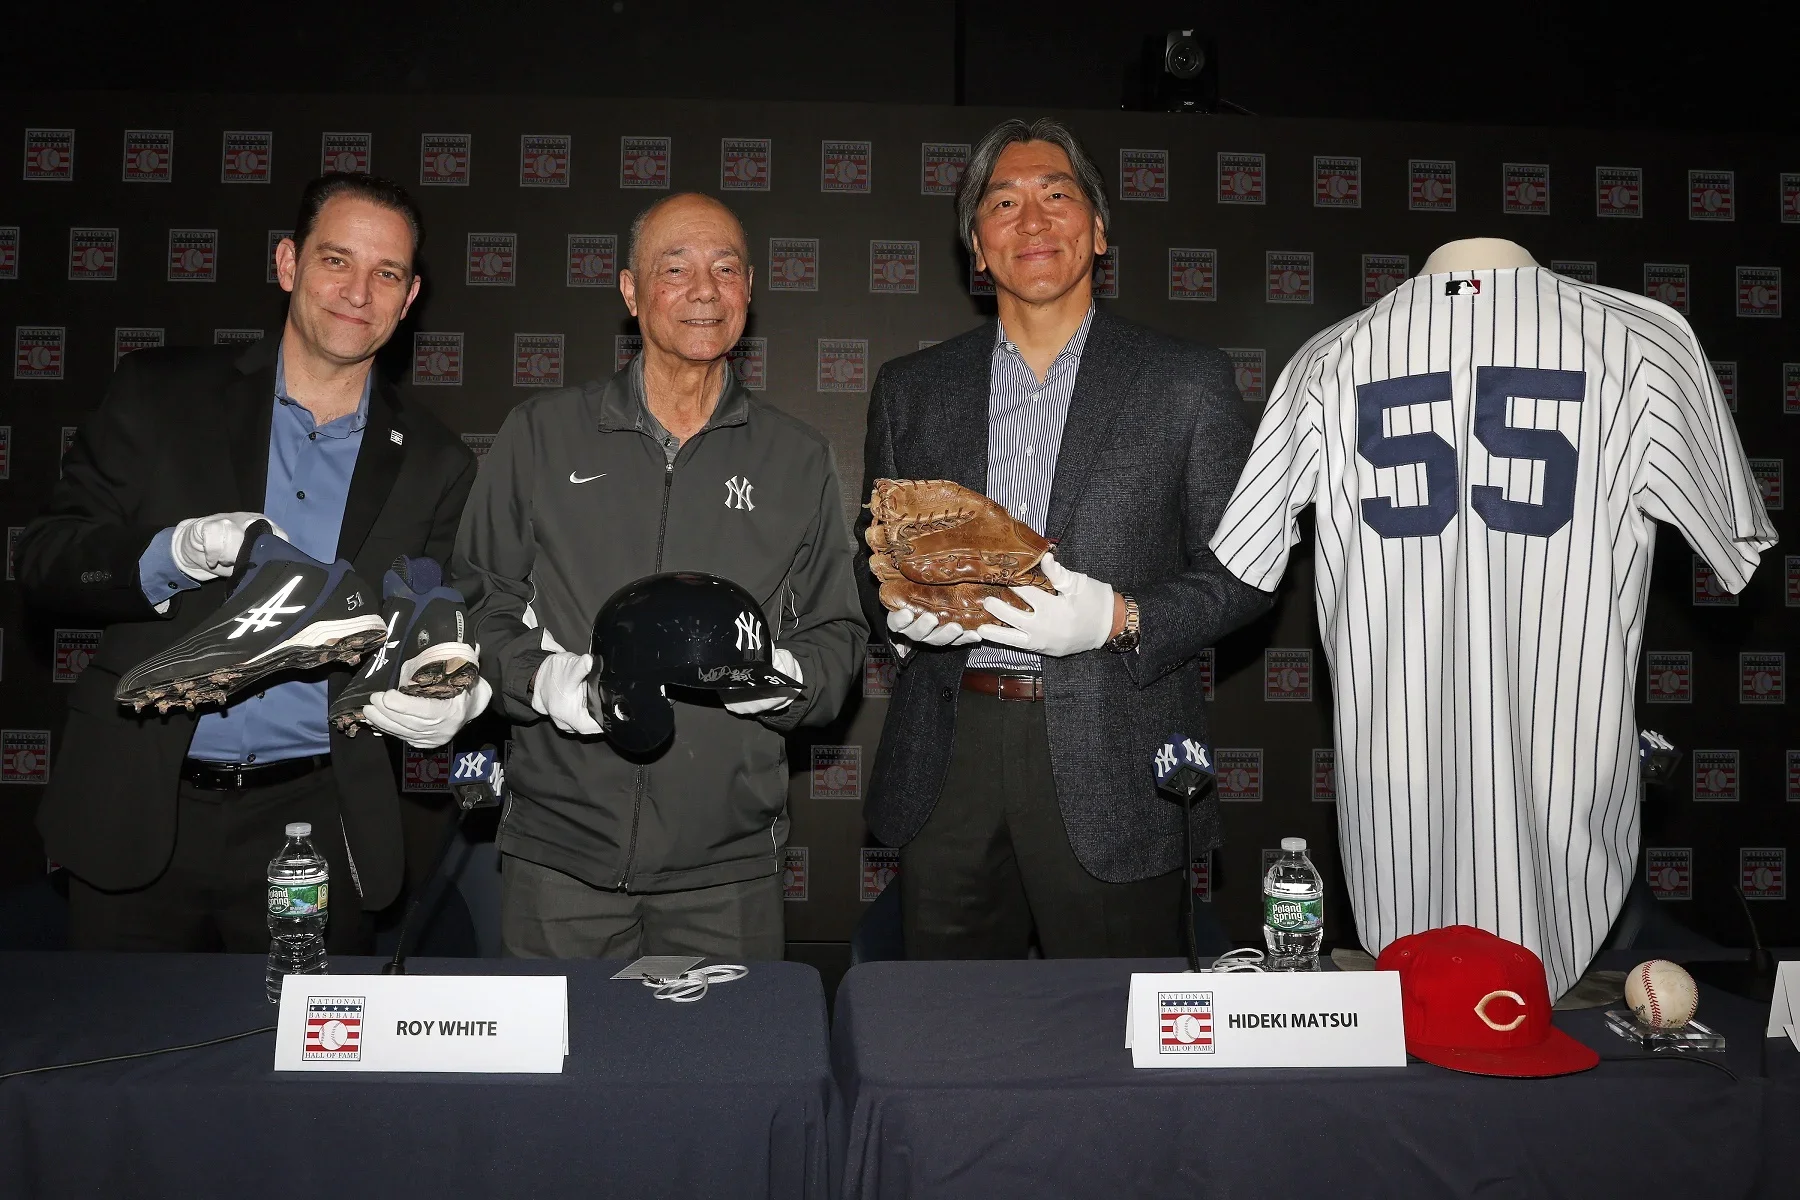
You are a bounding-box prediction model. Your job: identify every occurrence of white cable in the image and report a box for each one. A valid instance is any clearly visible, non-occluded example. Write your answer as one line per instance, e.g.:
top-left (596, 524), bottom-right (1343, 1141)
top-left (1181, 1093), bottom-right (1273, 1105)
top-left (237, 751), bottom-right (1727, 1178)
top-left (641, 964), bottom-right (748, 1003)
top-left (1206, 948), bottom-right (1267, 973)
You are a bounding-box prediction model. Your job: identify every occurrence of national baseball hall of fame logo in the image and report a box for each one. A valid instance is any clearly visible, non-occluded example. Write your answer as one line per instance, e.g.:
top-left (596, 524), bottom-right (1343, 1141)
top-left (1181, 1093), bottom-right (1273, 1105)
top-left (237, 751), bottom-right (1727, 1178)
top-left (115, 327), bottom-right (164, 367)
top-left (863, 643), bottom-right (898, 698)
top-left (1159, 992), bottom-right (1215, 1054)
top-left (168, 229), bottom-right (218, 283)
top-left (567, 235), bottom-right (618, 289)
top-left (817, 339), bottom-right (867, 393)
top-left (821, 141), bottom-right (872, 193)
top-left (1552, 260), bottom-right (1598, 284)
top-left (1783, 173), bottom-right (1800, 223)
top-left (1692, 750), bottom-right (1739, 802)
top-left (24, 129), bottom-right (74, 181)
top-left (419, 133), bottom-right (471, 187)
top-left (321, 132), bottom-right (370, 175)
top-left (402, 746), bottom-right (452, 794)
top-left (1216, 749), bottom-right (1263, 802)
top-left (466, 232), bottom-right (516, 287)
top-left (1503, 163), bottom-right (1551, 215)
top-left (1642, 263), bottom-right (1690, 314)
top-left (1, 730), bottom-right (51, 784)
top-left (1264, 649), bottom-right (1312, 701)
top-left (1197, 647), bottom-right (1215, 702)
top-left (1266, 252), bottom-right (1313, 305)
top-left (1091, 247), bottom-right (1119, 300)
top-left (1646, 849), bottom-right (1692, 901)
top-left (615, 335), bottom-right (643, 374)
top-left (620, 136), bottom-right (671, 190)
top-left (1312, 749), bottom-right (1336, 802)
top-left (68, 228), bottom-right (118, 281)
top-left (811, 745), bottom-right (861, 800)
top-left (1741, 849), bottom-right (1786, 901)
top-left (860, 848), bottom-right (899, 902)
top-left (1596, 166), bottom-right (1642, 218)
top-left (519, 135), bottom-right (571, 187)
top-left (1693, 557), bottom-right (1738, 607)
top-left (920, 143), bottom-right (969, 196)
top-left (1363, 255), bottom-right (1409, 305)
top-left (220, 131), bottom-right (272, 184)
top-left (123, 130), bottom-right (173, 182)
top-left (1119, 148), bottom-right (1168, 202)
top-left (1189, 854), bottom-right (1212, 902)
top-left (1645, 651), bottom-right (1692, 704)
top-left (720, 138), bottom-right (771, 192)
top-left (1786, 366), bottom-right (1800, 417)
top-left (513, 334), bottom-right (565, 389)
top-left (1409, 159), bottom-right (1456, 211)
top-left (1217, 153), bottom-right (1265, 205)
top-left (1739, 653), bottom-right (1785, 705)
top-left (1750, 459), bottom-right (1785, 510)
top-left (782, 847), bottom-right (809, 902)
top-left (1224, 349), bottom-right (1266, 405)
top-left (412, 333), bottom-right (464, 387)
top-left (1711, 361), bottom-right (1738, 413)
top-left (1788, 750), bottom-right (1800, 804)
top-left (1737, 267), bottom-right (1782, 319)
top-left (727, 338), bottom-right (766, 392)
top-left (768, 238), bottom-right (819, 292)
top-left (0, 226), bottom-right (18, 280)
top-left (870, 241), bottom-right (919, 294)
top-left (14, 327), bottom-right (65, 381)
top-left (1689, 170), bottom-right (1735, 221)
top-left (1314, 157), bottom-right (1361, 208)
top-left (1169, 248), bottom-right (1217, 302)
top-left (52, 630), bottom-right (101, 684)
top-left (303, 996), bottom-right (364, 1061)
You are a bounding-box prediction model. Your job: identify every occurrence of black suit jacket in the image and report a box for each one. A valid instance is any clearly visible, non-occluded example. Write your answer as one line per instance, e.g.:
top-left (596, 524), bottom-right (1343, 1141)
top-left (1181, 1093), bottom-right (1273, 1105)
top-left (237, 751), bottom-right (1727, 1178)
top-left (18, 337), bottom-right (477, 909)
top-left (854, 308), bottom-right (1274, 883)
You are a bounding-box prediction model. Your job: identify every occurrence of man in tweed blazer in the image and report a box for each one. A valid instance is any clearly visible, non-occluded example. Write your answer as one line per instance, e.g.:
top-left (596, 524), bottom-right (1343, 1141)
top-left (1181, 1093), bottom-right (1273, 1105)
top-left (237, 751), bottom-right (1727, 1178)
top-left (854, 118), bottom-right (1272, 958)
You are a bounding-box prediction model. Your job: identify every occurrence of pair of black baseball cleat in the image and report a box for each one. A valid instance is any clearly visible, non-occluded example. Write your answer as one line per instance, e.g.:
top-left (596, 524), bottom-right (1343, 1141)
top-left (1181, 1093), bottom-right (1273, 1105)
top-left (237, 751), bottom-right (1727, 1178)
top-left (115, 521), bottom-right (479, 733)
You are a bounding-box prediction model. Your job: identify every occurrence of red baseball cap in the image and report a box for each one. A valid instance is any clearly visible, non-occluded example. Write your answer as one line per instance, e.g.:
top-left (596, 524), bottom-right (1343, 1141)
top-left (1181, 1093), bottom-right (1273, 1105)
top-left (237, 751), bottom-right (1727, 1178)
top-left (1376, 925), bottom-right (1599, 1078)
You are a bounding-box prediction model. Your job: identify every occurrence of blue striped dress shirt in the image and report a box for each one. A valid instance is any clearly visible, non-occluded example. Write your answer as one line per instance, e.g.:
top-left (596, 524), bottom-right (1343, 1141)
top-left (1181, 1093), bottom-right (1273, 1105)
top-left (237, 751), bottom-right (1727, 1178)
top-left (967, 306), bottom-right (1094, 672)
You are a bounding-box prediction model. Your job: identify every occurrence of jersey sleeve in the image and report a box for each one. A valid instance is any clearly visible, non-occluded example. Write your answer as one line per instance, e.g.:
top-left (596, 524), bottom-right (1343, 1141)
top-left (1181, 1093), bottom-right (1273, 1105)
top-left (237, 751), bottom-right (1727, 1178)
top-left (1629, 323), bottom-right (1778, 592)
top-left (1208, 345), bottom-right (1326, 590)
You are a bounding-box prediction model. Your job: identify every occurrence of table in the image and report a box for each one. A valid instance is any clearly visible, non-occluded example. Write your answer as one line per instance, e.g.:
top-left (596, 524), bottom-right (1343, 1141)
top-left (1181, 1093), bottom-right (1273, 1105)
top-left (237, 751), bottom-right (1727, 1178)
top-left (0, 953), bottom-right (834, 1198)
top-left (833, 957), bottom-right (1787, 1199)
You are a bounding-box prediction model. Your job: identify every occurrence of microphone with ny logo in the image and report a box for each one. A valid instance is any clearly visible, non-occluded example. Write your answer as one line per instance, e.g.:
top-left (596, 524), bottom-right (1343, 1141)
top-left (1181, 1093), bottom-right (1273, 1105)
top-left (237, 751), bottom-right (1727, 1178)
top-left (449, 744), bottom-right (504, 811)
top-left (1154, 733), bottom-right (1216, 971)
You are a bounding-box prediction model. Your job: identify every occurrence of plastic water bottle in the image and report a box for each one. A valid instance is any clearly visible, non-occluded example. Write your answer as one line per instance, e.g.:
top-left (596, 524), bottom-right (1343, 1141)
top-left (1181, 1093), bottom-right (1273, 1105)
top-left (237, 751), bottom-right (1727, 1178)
top-left (266, 822), bottom-right (329, 1003)
top-left (1263, 837), bottom-right (1323, 970)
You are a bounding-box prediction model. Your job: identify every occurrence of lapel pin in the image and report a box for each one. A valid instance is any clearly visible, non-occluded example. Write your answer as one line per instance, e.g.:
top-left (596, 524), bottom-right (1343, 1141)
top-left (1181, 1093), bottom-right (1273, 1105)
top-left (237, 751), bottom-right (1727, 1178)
top-left (390, 429), bottom-right (404, 446)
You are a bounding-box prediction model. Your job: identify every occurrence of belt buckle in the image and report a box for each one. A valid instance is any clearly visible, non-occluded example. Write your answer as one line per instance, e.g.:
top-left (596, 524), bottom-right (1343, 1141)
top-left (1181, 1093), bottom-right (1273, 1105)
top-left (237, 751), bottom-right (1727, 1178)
top-left (996, 672), bottom-right (1039, 701)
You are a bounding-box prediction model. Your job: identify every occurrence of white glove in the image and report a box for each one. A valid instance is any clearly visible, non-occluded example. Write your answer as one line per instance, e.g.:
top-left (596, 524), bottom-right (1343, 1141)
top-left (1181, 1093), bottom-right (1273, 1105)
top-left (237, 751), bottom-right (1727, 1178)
top-left (886, 606), bottom-right (980, 655)
top-left (169, 512), bottom-right (289, 581)
top-left (362, 678), bottom-right (494, 749)
top-left (725, 648), bottom-right (803, 716)
top-left (978, 553), bottom-right (1117, 658)
top-left (531, 629), bottom-right (603, 736)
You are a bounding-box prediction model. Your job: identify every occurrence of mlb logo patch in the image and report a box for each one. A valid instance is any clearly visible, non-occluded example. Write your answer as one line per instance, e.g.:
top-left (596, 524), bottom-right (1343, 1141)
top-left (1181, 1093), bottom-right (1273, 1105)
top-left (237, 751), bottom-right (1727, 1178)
top-left (863, 643), bottom-right (898, 698)
top-left (513, 334), bottom-right (564, 388)
top-left (1737, 267), bottom-right (1781, 318)
top-left (320, 132), bottom-right (370, 174)
top-left (1217, 152), bottom-right (1265, 204)
top-left (466, 233), bottom-right (516, 287)
top-left (1688, 170), bottom-right (1735, 221)
top-left (782, 848), bottom-right (809, 902)
top-left (620, 136), bottom-right (671, 189)
top-left (460, 434), bottom-right (494, 459)
top-left (114, 327), bottom-right (164, 366)
top-left (1788, 750), bottom-right (1800, 803)
top-left (302, 996), bottom-right (364, 1061)
top-left (402, 746), bottom-right (451, 793)
top-left (214, 329), bottom-right (265, 346)
top-left (1692, 750), bottom-right (1739, 801)
top-left (969, 262), bottom-right (995, 297)
top-left (1692, 557), bottom-right (1737, 606)
top-left (566, 234), bottom-right (617, 288)
top-left (727, 337), bottom-right (766, 391)
top-left (1197, 647), bottom-right (1214, 701)
top-left (1710, 361), bottom-right (1738, 412)
top-left (1645, 651), bottom-right (1692, 703)
top-left (1741, 848), bottom-right (1786, 901)
top-left (266, 230), bottom-right (290, 284)
top-left (1168, 248), bottom-right (1217, 301)
top-left (1643, 264), bottom-right (1689, 314)
top-left (1551, 260), bottom-right (1598, 284)
top-left (1740, 653), bottom-right (1785, 704)
top-left (1216, 749), bottom-right (1263, 801)
top-left (869, 240), bottom-right (919, 294)
top-left (1312, 748), bottom-right (1336, 802)
top-left (1646, 849), bottom-right (1692, 900)
top-left (817, 339), bottom-right (867, 393)
top-left (419, 133), bottom-right (471, 186)
top-left (1091, 247), bottom-right (1119, 299)
top-left (1750, 459), bottom-right (1784, 509)
top-left (52, 629), bottom-right (101, 684)
top-left (1445, 278), bottom-right (1481, 297)
top-left (614, 335), bottom-right (643, 373)
top-left (1785, 364), bottom-right (1800, 415)
top-left (1119, 148), bottom-right (1168, 201)
top-left (1503, 163), bottom-right (1551, 215)
top-left (412, 332), bottom-right (463, 386)
top-left (1314, 156), bottom-right (1361, 208)
top-left (1264, 648), bottom-right (1312, 701)
top-left (1596, 166), bottom-right (1642, 217)
top-left (1409, 159), bottom-right (1456, 211)
top-left (720, 138), bottom-right (771, 191)
top-left (768, 238), bottom-right (819, 292)
top-left (122, 130), bottom-right (173, 182)
top-left (920, 142), bottom-right (969, 196)
top-left (14, 327), bottom-right (65, 380)
top-left (220, 131), bottom-right (272, 184)
top-left (1782, 174), bottom-right (1800, 223)
top-left (1266, 252), bottom-right (1313, 304)
top-left (1, 731), bottom-right (51, 784)
top-left (519, 135), bottom-right (571, 187)
top-left (1224, 349), bottom-right (1266, 404)
top-left (23, 129), bottom-right (74, 181)
top-left (821, 140), bottom-right (872, 193)
top-left (1159, 992), bottom-right (1215, 1054)
top-left (1362, 255), bottom-right (1409, 305)
top-left (811, 745), bottom-right (861, 800)
top-left (860, 848), bottom-right (899, 901)
top-left (0, 226), bottom-right (16, 279)
top-left (1189, 855), bottom-right (1212, 902)
top-left (168, 230), bottom-right (217, 282)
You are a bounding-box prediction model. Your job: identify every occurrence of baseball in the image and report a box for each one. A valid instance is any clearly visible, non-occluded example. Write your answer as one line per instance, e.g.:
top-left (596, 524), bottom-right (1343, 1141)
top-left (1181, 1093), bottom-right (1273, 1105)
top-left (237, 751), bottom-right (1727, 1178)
top-left (1624, 959), bottom-right (1698, 1029)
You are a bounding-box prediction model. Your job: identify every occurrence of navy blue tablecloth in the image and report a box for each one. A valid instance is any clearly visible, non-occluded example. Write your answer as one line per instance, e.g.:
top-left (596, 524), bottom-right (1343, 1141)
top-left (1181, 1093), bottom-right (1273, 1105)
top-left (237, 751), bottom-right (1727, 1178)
top-left (832, 957), bottom-right (1784, 1200)
top-left (0, 953), bottom-right (833, 1198)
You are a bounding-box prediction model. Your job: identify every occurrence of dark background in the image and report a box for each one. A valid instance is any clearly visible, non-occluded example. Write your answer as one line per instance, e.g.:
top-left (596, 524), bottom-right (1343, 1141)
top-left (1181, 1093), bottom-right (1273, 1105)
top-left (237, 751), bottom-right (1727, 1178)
top-left (1, 3), bottom-right (1794, 958)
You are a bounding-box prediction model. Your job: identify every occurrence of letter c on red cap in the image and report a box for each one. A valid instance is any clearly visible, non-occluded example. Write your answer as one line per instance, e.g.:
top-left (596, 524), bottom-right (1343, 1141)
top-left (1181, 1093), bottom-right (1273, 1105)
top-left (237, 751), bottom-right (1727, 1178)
top-left (1473, 989), bottom-right (1527, 1031)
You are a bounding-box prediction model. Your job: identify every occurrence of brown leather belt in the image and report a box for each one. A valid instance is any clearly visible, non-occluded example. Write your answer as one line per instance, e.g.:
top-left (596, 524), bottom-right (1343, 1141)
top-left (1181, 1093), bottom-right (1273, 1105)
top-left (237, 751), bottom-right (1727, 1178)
top-left (961, 670), bottom-right (1045, 701)
top-left (182, 754), bottom-right (330, 791)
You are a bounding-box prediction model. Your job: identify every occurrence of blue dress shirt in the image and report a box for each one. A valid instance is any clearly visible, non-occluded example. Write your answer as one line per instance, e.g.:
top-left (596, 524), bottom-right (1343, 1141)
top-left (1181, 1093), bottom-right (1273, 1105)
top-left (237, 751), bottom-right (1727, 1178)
top-left (138, 349), bottom-right (370, 764)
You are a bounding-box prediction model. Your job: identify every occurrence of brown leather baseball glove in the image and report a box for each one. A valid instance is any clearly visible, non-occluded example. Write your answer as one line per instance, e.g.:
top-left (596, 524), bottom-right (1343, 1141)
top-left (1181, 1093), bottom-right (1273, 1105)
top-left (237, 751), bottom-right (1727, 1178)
top-left (864, 478), bottom-right (1053, 629)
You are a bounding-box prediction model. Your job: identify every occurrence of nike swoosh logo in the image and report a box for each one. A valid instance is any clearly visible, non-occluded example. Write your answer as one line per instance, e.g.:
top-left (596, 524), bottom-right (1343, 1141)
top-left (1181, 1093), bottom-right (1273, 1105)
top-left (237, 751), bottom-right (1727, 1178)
top-left (569, 472), bottom-right (607, 484)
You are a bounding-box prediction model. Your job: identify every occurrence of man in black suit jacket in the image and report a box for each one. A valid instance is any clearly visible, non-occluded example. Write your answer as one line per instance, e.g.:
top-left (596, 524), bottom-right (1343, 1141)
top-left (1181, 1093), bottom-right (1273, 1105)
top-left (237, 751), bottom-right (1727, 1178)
top-left (855, 119), bottom-right (1272, 958)
top-left (18, 174), bottom-right (479, 952)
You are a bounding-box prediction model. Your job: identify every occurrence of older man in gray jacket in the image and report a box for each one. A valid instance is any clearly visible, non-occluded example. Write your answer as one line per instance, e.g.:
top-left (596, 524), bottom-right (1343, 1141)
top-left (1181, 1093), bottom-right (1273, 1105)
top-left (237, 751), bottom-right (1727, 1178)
top-left (456, 193), bottom-right (866, 960)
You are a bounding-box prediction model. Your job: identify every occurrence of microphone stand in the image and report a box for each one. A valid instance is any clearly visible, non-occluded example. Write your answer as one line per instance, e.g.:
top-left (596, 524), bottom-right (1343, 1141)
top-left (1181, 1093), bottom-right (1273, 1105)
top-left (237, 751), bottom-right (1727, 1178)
top-left (382, 805), bottom-right (470, 976)
top-left (1179, 785), bottom-right (1202, 973)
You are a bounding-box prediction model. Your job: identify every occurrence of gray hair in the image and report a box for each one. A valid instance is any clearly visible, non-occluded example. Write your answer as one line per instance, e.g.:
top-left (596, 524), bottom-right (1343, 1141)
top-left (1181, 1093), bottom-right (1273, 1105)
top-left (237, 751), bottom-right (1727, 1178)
top-left (954, 118), bottom-right (1110, 253)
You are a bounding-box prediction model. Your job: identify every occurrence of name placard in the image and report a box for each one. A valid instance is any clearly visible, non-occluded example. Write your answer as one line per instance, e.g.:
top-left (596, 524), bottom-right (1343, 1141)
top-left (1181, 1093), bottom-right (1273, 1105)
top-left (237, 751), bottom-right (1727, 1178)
top-left (1125, 970), bottom-right (1406, 1069)
top-left (274, 974), bottom-right (568, 1073)
top-left (1767, 960), bottom-right (1800, 1041)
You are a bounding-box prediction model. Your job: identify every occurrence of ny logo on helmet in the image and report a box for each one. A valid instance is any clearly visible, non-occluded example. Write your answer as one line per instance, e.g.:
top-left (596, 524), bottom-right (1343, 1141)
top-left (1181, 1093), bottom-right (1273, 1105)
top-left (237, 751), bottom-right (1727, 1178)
top-left (735, 611), bottom-right (762, 652)
top-left (725, 476), bottom-right (755, 511)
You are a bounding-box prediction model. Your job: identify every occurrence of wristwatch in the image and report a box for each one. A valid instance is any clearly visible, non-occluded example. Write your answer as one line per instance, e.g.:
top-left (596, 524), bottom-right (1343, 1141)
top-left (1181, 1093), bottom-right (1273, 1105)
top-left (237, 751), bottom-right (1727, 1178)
top-left (1106, 593), bottom-right (1141, 653)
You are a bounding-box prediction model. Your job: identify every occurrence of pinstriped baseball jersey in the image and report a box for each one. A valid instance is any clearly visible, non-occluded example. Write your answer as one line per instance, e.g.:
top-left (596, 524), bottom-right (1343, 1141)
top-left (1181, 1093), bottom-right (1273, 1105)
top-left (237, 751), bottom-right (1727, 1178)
top-left (1209, 267), bottom-right (1777, 996)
